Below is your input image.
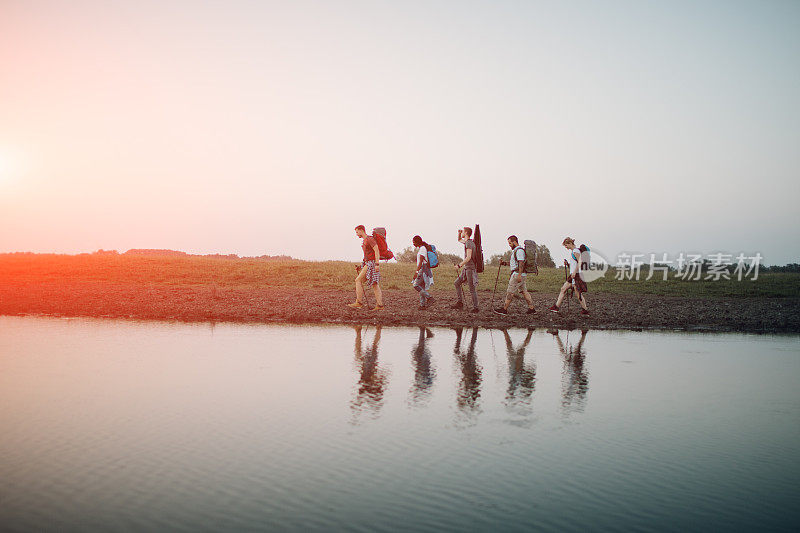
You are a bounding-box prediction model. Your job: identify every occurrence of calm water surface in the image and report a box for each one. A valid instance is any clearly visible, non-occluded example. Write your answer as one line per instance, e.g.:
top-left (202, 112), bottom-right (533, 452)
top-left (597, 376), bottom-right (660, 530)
top-left (1, 317), bottom-right (798, 532)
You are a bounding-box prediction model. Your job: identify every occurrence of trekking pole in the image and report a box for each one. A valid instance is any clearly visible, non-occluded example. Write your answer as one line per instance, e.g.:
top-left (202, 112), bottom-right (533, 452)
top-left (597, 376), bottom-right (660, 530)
top-left (490, 260), bottom-right (502, 309)
top-left (564, 259), bottom-right (571, 313)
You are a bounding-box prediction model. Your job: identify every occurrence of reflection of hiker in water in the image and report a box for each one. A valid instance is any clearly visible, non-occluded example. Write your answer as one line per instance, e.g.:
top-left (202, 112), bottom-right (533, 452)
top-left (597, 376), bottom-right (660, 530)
top-left (409, 327), bottom-right (435, 407)
top-left (453, 327), bottom-right (482, 415)
top-left (503, 328), bottom-right (536, 408)
top-left (351, 325), bottom-right (389, 420)
top-left (550, 329), bottom-right (589, 414)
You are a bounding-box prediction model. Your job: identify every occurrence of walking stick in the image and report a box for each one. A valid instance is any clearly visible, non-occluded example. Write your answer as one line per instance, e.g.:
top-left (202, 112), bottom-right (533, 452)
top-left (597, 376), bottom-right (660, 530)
top-left (564, 259), bottom-right (572, 312)
top-left (490, 260), bottom-right (502, 309)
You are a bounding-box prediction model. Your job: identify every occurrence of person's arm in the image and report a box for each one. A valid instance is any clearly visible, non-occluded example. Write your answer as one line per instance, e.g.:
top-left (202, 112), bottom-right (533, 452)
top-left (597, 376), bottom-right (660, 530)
top-left (413, 253), bottom-right (423, 280)
top-left (516, 249), bottom-right (524, 275)
top-left (563, 259), bottom-right (573, 281)
top-left (373, 245), bottom-right (381, 269)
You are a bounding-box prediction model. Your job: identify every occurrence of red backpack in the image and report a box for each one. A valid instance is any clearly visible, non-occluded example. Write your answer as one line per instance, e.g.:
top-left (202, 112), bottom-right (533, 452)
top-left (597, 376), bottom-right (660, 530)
top-left (371, 227), bottom-right (394, 261)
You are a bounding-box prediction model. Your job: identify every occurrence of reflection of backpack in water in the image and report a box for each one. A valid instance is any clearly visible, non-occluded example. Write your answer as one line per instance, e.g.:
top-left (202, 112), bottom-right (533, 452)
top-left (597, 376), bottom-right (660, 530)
top-left (523, 240), bottom-right (539, 275)
top-left (427, 244), bottom-right (439, 268)
top-left (372, 227), bottom-right (394, 260)
top-left (578, 244), bottom-right (590, 270)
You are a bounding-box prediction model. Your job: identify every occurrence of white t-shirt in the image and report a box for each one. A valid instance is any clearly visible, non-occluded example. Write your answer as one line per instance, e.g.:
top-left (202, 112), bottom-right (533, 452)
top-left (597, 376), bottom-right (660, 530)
top-left (568, 249), bottom-right (580, 276)
top-left (417, 247), bottom-right (428, 265)
top-left (509, 246), bottom-right (526, 274)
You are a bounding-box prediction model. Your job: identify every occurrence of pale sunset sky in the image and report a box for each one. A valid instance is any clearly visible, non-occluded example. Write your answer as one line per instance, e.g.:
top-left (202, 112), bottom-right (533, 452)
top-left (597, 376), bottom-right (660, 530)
top-left (1, 0), bottom-right (798, 264)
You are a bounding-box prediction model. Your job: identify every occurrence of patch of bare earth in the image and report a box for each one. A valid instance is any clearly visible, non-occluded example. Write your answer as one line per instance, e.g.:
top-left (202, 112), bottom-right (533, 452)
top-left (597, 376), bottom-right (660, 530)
top-left (1, 281), bottom-right (798, 333)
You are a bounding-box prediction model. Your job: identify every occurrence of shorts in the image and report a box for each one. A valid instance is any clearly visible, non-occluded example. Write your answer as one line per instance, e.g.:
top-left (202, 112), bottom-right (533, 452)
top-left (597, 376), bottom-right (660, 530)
top-left (364, 260), bottom-right (381, 287)
top-left (506, 273), bottom-right (529, 294)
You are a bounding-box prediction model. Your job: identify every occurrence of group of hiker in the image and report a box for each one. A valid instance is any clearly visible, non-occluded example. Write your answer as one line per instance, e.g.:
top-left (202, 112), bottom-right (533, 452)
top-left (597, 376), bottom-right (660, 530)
top-left (348, 225), bottom-right (590, 317)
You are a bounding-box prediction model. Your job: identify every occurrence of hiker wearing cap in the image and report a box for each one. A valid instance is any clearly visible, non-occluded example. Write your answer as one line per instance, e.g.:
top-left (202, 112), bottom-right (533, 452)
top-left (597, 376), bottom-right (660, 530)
top-left (411, 235), bottom-right (434, 310)
top-left (349, 225), bottom-right (384, 311)
top-left (494, 235), bottom-right (536, 315)
top-left (450, 227), bottom-right (480, 312)
top-left (549, 237), bottom-right (590, 316)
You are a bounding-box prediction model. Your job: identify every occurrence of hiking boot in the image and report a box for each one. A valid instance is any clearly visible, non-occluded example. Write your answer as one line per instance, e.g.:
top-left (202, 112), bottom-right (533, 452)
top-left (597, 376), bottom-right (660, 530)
top-left (449, 302), bottom-right (464, 310)
top-left (548, 305), bottom-right (559, 313)
top-left (372, 305), bottom-right (384, 311)
top-left (471, 307), bottom-right (480, 313)
top-left (493, 308), bottom-right (508, 315)
top-left (347, 301), bottom-right (364, 309)
top-left (526, 308), bottom-right (536, 315)
top-left (580, 309), bottom-right (590, 316)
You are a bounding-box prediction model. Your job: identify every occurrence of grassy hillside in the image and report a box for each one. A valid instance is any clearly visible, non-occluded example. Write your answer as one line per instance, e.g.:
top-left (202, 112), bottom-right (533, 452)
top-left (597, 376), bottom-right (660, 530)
top-left (1, 254), bottom-right (798, 298)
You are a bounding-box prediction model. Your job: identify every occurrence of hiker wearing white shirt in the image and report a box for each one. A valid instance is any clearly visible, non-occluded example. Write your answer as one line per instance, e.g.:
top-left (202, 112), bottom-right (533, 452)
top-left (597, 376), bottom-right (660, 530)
top-left (549, 237), bottom-right (590, 316)
top-left (411, 235), bottom-right (434, 310)
top-left (493, 235), bottom-right (536, 315)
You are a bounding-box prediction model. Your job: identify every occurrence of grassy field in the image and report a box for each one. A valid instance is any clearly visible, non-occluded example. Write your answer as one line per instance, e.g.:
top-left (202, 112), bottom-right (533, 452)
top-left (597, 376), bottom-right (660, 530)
top-left (2, 254), bottom-right (798, 298)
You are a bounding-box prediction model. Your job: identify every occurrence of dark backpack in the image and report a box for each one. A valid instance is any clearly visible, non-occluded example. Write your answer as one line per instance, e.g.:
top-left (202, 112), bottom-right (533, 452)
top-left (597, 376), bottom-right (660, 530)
top-left (473, 224), bottom-right (485, 273)
top-left (371, 227), bottom-right (393, 260)
top-left (523, 240), bottom-right (539, 274)
top-left (427, 244), bottom-right (439, 268)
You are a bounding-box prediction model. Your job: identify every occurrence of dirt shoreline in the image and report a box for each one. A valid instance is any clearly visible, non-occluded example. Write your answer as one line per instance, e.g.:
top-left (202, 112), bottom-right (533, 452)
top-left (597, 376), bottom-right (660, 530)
top-left (1, 281), bottom-right (799, 333)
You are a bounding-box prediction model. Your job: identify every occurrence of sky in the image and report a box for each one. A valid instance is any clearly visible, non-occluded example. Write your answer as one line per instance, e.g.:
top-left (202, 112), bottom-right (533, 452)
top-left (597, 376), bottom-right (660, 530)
top-left (1, 0), bottom-right (799, 265)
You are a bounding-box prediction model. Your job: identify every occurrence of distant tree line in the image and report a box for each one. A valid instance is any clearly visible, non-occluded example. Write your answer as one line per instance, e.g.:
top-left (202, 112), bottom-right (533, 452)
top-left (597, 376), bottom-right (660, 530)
top-left (487, 244), bottom-right (555, 268)
top-left (762, 263), bottom-right (800, 273)
top-left (626, 261), bottom-right (800, 273)
top-left (395, 243), bottom-right (555, 268)
top-left (93, 249), bottom-right (294, 260)
top-left (394, 246), bottom-right (462, 265)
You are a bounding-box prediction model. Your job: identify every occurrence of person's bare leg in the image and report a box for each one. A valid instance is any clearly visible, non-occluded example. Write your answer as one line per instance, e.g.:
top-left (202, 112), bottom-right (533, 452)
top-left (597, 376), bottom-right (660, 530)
top-left (578, 292), bottom-right (588, 311)
top-left (523, 287), bottom-right (534, 309)
top-left (372, 283), bottom-right (383, 307)
top-left (555, 281), bottom-right (570, 307)
top-left (355, 268), bottom-right (367, 303)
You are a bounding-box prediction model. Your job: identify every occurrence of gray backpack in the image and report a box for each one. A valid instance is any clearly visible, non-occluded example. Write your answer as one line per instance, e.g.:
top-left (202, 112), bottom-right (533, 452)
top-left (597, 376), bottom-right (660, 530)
top-left (523, 240), bottom-right (539, 275)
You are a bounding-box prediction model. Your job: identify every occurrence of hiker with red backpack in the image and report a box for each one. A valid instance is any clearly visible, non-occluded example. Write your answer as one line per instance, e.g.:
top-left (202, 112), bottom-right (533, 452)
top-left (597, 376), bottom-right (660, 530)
top-left (493, 235), bottom-right (536, 316)
top-left (549, 237), bottom-right (590, 316)
top-left (411, 235), bottom-right (436, 310)
top-left (349, 225), bottom-right (385, 311)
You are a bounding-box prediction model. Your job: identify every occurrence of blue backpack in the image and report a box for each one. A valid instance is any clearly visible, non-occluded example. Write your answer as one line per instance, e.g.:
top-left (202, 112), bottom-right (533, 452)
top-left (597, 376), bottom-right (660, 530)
top-left (427, 245), bottom-right (439, 268)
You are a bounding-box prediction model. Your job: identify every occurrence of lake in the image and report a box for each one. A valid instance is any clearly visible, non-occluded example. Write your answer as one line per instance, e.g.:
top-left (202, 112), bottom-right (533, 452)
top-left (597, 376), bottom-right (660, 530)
top-left (1, 317), bottom-right (798, 532)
